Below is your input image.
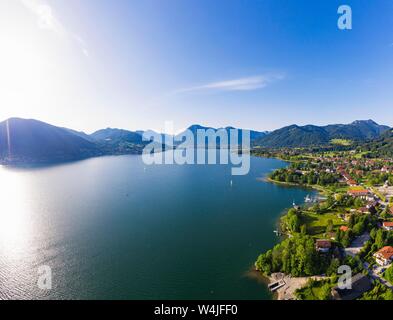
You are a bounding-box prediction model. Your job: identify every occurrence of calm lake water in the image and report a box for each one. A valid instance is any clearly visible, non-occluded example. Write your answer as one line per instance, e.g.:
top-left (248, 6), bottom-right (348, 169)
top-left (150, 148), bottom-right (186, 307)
top-left (0, 154), bottom-right (313, 300)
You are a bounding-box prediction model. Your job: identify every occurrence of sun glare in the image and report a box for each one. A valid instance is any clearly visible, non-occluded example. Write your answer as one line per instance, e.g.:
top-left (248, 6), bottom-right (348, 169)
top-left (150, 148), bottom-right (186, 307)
top-left (0, 167), bottom-right (33, 258)
top-left (0, 1), bottom-right (70, 122)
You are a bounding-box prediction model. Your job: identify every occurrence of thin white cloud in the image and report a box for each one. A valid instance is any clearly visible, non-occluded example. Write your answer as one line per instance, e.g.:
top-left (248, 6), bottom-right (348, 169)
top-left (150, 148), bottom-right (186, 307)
top-left (20, 0), bottom-right (89, 57)
top-left (21, 0), bottom-right (64, 34)
top-left (74, 35), bottom-right (89, 57)
top-left (177, 73), bottom-right (285, 93)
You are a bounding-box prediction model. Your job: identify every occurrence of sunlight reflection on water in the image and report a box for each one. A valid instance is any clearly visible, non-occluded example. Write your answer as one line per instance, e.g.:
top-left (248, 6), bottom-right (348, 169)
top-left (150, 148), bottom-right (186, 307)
top-left (0, 167), bottom-right (33, 258)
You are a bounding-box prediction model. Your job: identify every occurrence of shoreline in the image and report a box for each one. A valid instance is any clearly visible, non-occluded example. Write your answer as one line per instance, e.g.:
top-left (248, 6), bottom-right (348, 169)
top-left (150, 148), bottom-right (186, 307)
top-left (264, 176), bottom-right (330, 195)
top-left (266, 273), bottom-right (327, 300)
top-left (254, 160), bottom-right (329, 300)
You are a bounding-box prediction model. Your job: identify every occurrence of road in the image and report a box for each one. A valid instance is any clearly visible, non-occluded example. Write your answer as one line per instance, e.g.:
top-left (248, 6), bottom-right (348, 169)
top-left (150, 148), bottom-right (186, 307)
top-left (367, 264), bottom-right (393, 289)
top-left (344, 232), bottom-right (370, 257)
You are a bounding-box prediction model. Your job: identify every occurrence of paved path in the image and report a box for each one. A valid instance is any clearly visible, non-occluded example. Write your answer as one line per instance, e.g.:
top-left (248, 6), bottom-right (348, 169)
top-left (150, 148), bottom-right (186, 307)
top-left (269, 273), bottom-right (327, 300)
top-left (367, 265), bottom-right (393, 289)
top-left (344, 232), bottom-right (370, 257)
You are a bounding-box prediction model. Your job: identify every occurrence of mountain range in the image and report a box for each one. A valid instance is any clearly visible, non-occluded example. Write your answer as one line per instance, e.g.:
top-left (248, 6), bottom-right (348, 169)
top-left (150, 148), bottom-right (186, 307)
top-left (0, 117), bottom-right (391, 164)
top-left (254, 120), bottom-right (390, 148)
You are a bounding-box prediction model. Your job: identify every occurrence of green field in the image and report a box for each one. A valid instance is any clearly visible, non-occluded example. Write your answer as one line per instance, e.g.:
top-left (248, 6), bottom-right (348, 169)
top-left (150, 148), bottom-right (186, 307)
top-left (330, 139), bottom-right (353, 146)
top-left (301, 211), bottom-right (345, 237)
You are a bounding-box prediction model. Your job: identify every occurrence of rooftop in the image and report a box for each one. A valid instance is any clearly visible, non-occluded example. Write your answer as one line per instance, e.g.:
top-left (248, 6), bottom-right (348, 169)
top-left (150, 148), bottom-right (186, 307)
top-left (340, 226), bottom-right (349, 232)
top-left (316, 239), bottom-right (332, 248)
top-left (331, 273), bottom-right (372, 300)
top-left (375, 246), bottom-right (393, 260)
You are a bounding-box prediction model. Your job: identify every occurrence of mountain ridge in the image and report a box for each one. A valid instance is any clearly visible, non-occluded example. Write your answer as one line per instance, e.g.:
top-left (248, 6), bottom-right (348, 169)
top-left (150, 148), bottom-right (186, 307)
top-left (0, 117), bottom-right (391, 164)
top-left (254, 119), bottom-right (390, 148)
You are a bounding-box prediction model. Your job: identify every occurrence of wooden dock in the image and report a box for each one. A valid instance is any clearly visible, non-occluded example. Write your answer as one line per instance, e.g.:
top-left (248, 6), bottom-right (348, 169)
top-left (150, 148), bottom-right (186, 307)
top-left (268, 279), bottom-right (286, 292)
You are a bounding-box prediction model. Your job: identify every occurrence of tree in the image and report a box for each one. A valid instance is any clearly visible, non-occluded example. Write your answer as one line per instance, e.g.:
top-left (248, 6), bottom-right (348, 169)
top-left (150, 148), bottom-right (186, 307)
top-left (370, 228), bottom-right (377, 240)
top-left (353, 221), bottom-right (365, 236)
top-left (375, 229), bottom-right (386, 249)
top-left (348, 215), bottom-right (356, 228)
top-left (312, 203), bottom-right (321, 214)
top-left (255, 234), bottom-right (324, 277)
top-left (354, 197), bottom-right (364, 208)
top-left (326, 219), bottom-right (334, 233)
top-left (383, 265), bottom-right (393, 284)
top-left (286, 209), bottom-right (301, 233)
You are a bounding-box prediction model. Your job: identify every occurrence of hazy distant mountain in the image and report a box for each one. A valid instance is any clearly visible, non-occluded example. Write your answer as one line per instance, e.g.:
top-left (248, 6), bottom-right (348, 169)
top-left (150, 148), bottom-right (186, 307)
top-left (255, 120), bottom-right (390, 148)
top-left (90, 128), bottom-right (148, 154)
top-left (0, 118), bottom-right (101, 164)
top-left (324, 120), bottom-right (390, 140)
top-left (91, 128), bottom-right (144, 144)
top-left (174, 124), bottom-right (267, 147)
top-left (63, 128), bottom-right (95, 142)
top-left (137, 130), bottom-right (174, 146)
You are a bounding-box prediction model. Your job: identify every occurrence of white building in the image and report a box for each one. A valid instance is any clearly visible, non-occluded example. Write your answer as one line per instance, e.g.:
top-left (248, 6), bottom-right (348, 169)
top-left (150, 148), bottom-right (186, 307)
top-left (374, 246), bottom-right (393, 266)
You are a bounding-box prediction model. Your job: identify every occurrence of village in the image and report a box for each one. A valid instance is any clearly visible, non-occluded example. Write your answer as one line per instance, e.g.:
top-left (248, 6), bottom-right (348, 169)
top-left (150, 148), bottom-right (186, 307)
top-left (257, 151), bottom-right (393, 300)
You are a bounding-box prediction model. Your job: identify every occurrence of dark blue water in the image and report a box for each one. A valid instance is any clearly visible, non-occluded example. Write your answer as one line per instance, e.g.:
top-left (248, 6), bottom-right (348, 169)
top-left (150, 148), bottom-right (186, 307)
top-left (0, 154), bottom-right (313, 299)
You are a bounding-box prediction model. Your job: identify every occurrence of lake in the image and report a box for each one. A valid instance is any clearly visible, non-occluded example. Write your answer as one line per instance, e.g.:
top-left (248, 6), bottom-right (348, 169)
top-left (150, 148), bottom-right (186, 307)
top-left (0, 154), bottom-right (313, 299)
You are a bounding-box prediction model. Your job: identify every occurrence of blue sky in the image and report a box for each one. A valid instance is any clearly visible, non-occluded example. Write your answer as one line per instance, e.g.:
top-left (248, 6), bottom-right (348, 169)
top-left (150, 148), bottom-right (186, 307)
top-left (1, 0), bottom-right (392, 133)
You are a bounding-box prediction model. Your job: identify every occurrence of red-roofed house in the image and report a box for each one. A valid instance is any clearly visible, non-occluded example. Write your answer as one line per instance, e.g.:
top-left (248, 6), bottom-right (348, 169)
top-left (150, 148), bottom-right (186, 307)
top-left (316, 239), bottom-right (332, 253)
top-left (374, 246), bottom-right (393, 266)
top-left (340, 226), bottom-right (349, 232)
top-left (348, 189), bottom-right (369, 198)
top-left (382, 222), bottom-right (393, 231)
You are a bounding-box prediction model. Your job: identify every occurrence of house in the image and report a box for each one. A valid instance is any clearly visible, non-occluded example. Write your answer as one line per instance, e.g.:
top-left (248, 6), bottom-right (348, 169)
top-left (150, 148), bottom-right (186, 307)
top-left (382, 222), bottom-right (393, 231)
top-left (358, 207), bottom-right (370, 214)
top-left (340, 226), bottom-right (349, 232)
top-left (316, 239), bottom-right (332, 253)
top-left (366, 195), bottom-right (377, 202)
top-left (381, 166), bottom-right (390, 173)
top-left (347, 189), bottom-right (369, 198)
top-left (331, 273), bottom-right (372, 300)
top-left (374, 246), bottom-right (393, 266)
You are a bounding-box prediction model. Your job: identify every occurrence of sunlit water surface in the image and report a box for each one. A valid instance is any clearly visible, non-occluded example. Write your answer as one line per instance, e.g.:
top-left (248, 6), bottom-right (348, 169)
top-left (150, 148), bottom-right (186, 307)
top-left (0, 155), bottom-right (313, 299)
